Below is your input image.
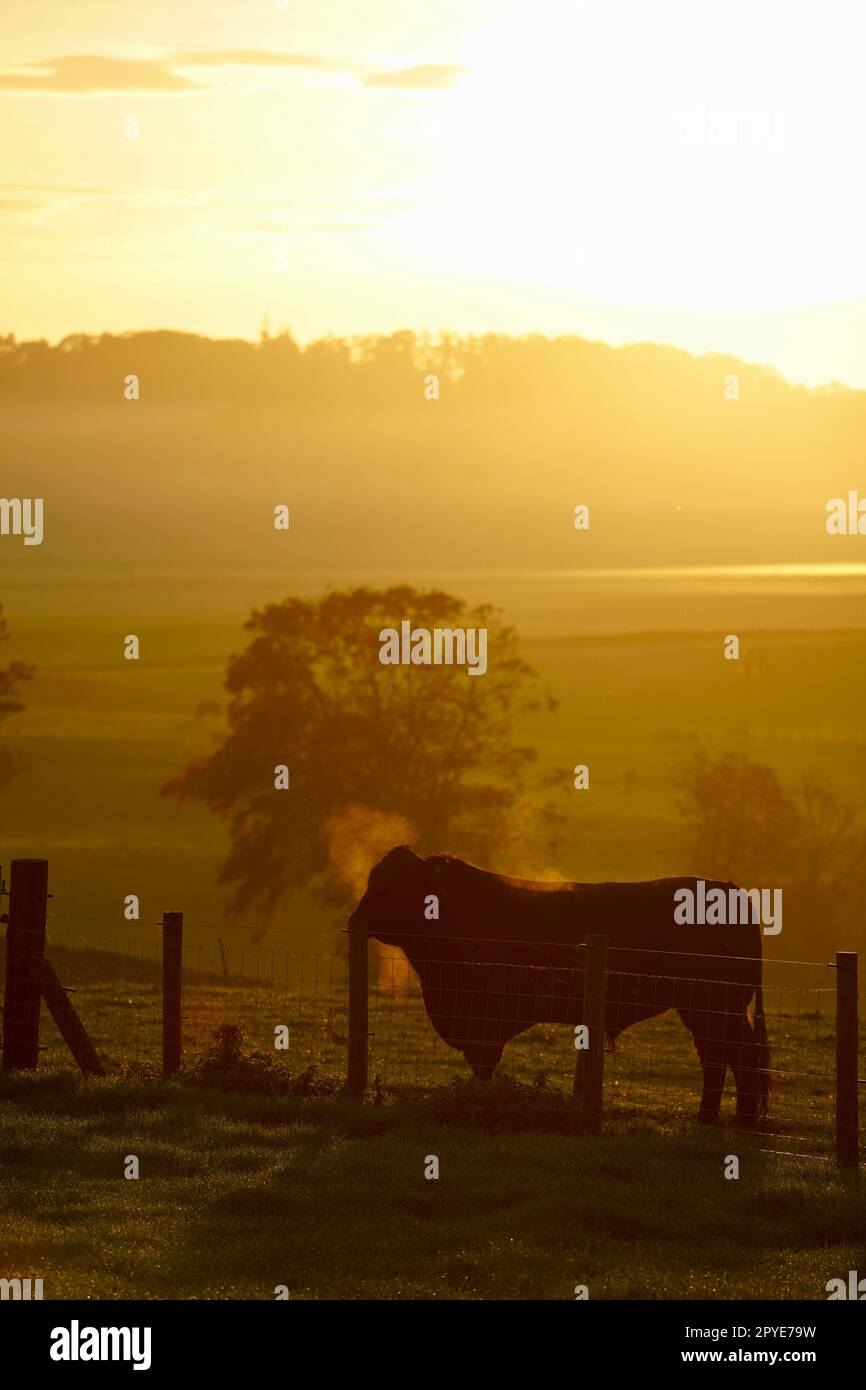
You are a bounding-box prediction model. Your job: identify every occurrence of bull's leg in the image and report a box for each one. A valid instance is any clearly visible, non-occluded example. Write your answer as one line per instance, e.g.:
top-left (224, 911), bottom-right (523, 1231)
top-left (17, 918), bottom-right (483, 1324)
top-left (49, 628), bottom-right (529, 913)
top-left (727, 1013), bottom-right (762, 1127)
top-left (696, 1041), bottom-right (727, 1124)
top-left (678, 1007), bottom-right (726, 1123)
top-left (462, 1039), bottom-right (505, 1081)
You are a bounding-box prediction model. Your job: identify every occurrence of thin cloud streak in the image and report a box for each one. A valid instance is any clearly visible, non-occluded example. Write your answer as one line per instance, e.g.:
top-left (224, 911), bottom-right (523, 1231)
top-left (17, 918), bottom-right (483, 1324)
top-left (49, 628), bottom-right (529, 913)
top-left (364, 64), bottom-right (467, 89)
top-left (0, 52), bottom-right (469, 95)
top-left (0, 56), bottom-right (200, 93)
top-left (173, 50), bottom-right (344, 70)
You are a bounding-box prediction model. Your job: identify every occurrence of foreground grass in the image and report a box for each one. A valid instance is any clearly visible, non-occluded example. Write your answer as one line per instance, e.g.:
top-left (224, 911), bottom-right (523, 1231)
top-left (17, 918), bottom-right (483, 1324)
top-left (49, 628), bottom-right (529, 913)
top-left (1, 1070), bottom-right (863, 1300)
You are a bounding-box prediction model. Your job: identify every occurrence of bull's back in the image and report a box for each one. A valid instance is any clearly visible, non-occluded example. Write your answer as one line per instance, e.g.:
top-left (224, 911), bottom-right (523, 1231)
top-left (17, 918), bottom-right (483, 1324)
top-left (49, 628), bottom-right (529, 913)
top-left (432, 861), bottom-right (761, 987)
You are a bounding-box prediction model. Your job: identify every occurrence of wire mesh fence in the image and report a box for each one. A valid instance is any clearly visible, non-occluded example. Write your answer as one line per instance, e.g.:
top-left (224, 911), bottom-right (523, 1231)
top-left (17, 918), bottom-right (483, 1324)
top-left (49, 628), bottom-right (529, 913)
top-left (13, 928), bottom-right (353, 1078)
top-left (369, 948), bottom-right (859, 1159)
top-left (1, 911), bottom-right (861, 1165)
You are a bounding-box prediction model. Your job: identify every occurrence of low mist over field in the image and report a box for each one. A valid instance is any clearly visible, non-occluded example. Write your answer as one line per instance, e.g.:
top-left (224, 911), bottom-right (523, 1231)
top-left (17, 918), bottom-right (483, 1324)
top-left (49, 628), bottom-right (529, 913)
top-left (2, 329), bottom-right (864, 578)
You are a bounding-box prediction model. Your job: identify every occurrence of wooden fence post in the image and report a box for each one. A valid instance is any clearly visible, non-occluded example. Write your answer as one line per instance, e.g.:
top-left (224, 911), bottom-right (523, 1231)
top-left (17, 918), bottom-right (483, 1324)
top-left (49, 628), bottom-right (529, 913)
top-left (347, 912), bottom-right (369, 1098)
top-left (2, 859), bottom-right (49, 1071)
top-left (836, 951), bottom-right (859, 1170)
top-left (574, 933), bottom-right (608, 1133)
top-left (162, 911), bottom-right (183, 1076)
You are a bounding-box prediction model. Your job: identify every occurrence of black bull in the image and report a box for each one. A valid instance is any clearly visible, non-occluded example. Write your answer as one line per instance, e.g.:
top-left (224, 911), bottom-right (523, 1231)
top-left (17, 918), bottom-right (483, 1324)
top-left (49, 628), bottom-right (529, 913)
top-left (350, 847), bottom-right (771, 1123)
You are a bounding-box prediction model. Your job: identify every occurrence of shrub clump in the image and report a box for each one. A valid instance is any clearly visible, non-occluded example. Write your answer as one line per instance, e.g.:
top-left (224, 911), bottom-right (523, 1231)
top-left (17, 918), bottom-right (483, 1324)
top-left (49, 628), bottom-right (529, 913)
top-left (408, 1072), bottom-right (582, 1133)
top-left (183, 1024), bottom-right (343, 1097)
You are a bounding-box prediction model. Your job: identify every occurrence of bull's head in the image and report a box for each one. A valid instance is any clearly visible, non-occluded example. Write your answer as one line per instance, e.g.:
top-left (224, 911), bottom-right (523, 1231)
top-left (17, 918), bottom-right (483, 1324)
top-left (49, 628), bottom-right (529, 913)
top-left (348, 844), bottom-right (433, 949)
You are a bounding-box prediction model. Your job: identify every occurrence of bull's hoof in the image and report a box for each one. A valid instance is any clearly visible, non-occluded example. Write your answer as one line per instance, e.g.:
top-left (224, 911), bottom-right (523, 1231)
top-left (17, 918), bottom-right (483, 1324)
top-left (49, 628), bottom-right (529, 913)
top-left (697, 1109), bottom-right (721, 1126)
top-left (733, 1112), bottom-right (759, 1130)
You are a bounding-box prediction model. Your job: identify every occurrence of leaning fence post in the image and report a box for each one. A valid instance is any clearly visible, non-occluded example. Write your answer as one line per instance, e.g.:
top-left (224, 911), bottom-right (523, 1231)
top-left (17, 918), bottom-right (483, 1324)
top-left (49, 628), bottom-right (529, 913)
top-left (2, 859), bottom-right (49, 1071)
top-left (574, 933), bottom-right (608, 1133)
top-left (162, 911), bottom-right (183, 1076)
top-left (33, 957), bottom-right (105, 1076)
top-left (347, 913), bottom-right (369, 1099)
top-left (836, 951), bottom-right (859, 1170)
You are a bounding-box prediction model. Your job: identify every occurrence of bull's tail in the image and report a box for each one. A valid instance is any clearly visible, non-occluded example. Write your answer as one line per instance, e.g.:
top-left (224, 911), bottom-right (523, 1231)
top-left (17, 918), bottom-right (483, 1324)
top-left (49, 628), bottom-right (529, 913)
top-left (753, 986), bottom-right (771, 1118)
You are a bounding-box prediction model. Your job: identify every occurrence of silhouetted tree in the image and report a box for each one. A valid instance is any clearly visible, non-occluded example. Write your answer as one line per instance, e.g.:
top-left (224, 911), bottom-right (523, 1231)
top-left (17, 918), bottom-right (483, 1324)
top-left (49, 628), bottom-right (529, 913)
top-left (161, 586), bottom-right (561, 919)
top-left (0, 606), bottom-right (33, 786)
top-left (674, 750), bottom-right (866, 944)
top-left (674, 751), bottom-right (802, 884)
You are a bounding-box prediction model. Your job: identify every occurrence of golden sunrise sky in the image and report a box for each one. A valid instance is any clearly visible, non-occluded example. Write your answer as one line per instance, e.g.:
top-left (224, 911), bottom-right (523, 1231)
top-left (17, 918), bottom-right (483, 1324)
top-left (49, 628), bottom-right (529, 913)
top-left (3, 0), bottom-right (865, 387)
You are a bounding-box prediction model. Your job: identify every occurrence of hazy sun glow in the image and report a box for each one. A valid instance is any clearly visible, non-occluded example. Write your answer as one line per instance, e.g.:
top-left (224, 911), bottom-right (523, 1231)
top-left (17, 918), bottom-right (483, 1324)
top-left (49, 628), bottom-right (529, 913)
top-left (2, 0), bottom-right (865, 386)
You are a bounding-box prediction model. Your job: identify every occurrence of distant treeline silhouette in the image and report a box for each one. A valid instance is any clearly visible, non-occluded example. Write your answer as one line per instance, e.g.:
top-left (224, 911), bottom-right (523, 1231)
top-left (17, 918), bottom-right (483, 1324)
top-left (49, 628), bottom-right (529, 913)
top-left (3, 327), bottom-right (864, 570)
top-left (0, 327), bottom-right (834, 408)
